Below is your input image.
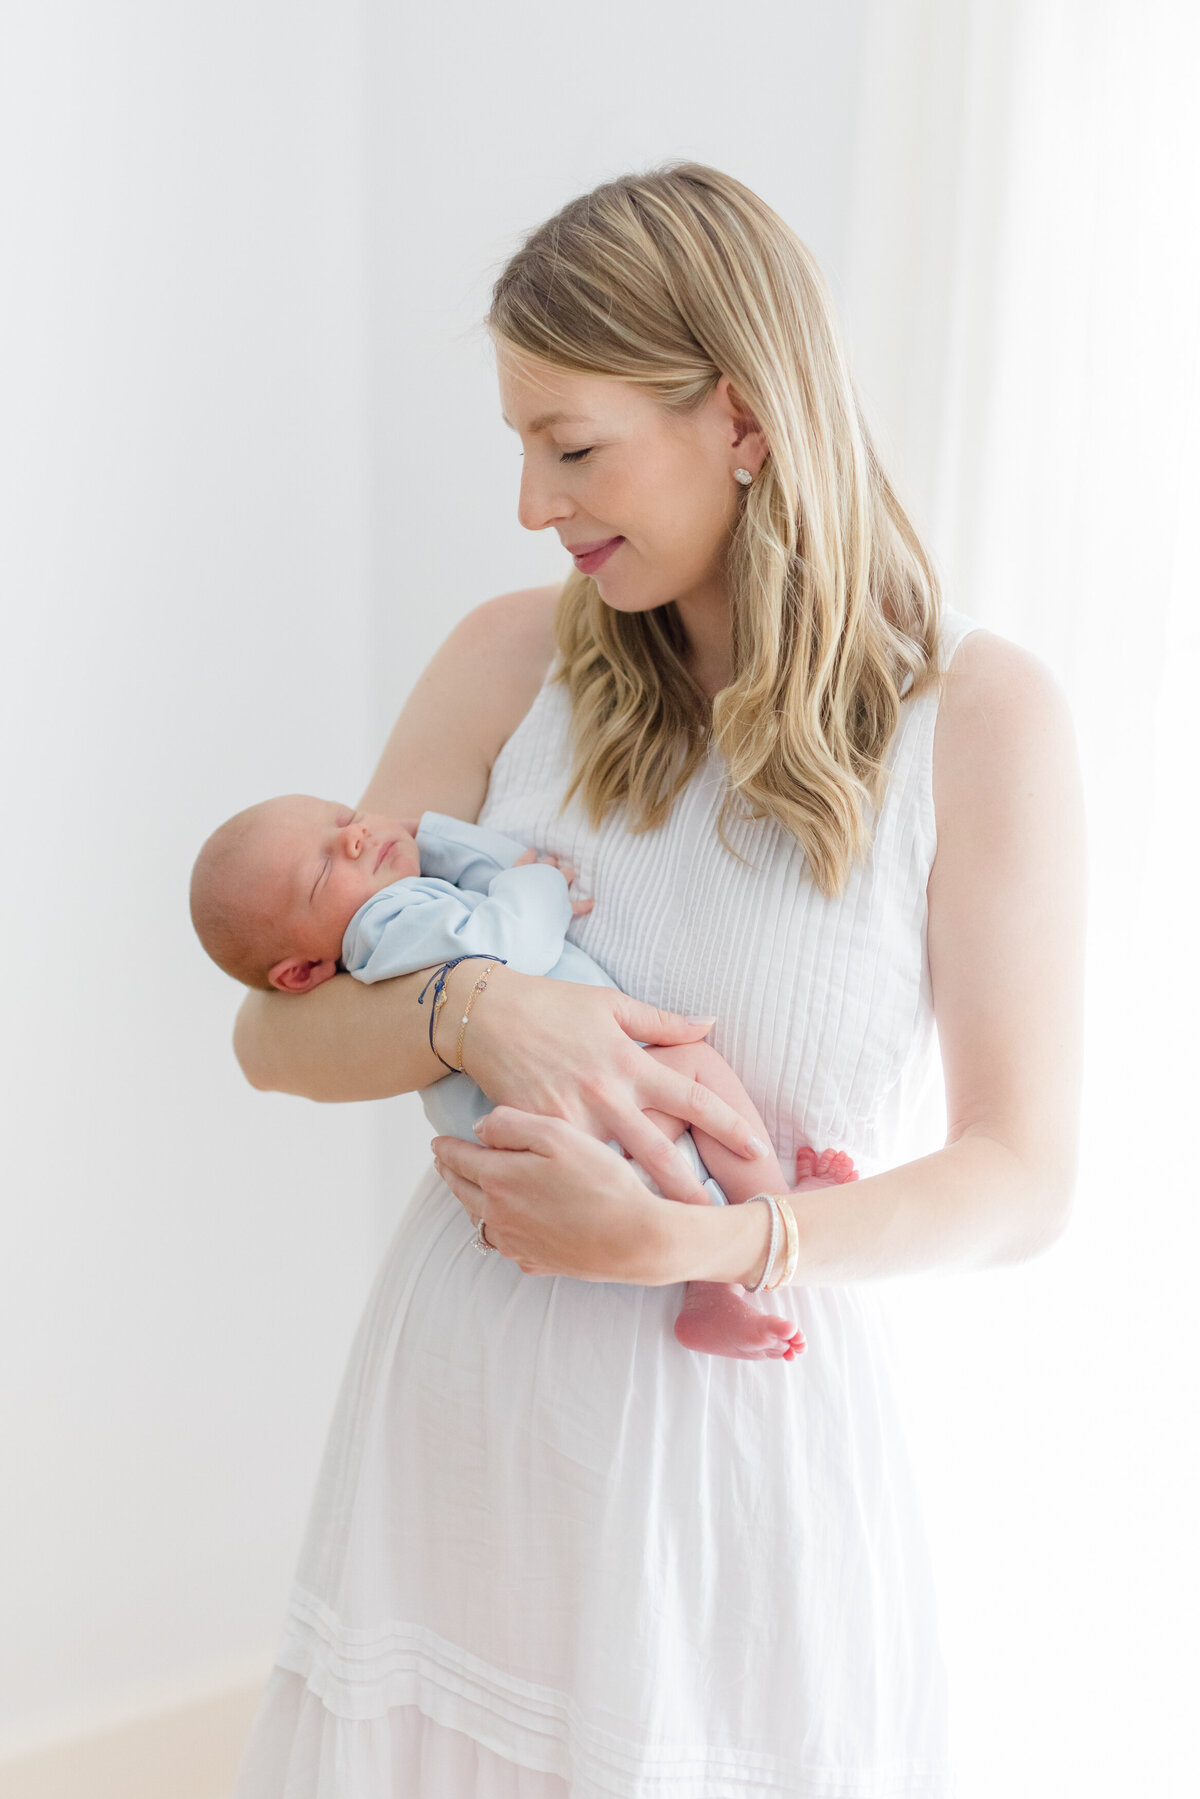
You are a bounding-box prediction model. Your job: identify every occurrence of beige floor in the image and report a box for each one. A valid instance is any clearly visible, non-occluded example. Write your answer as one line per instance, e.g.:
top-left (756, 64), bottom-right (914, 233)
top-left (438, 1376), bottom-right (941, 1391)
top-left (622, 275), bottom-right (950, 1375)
top-left (0, 1677), bottom-right (266, 1799)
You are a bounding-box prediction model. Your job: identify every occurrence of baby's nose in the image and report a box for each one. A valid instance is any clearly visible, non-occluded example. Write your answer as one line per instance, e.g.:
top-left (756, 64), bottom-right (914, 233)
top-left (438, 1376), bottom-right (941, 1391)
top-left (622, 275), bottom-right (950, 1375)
top-left (342, 822), bottom-right (366, 857)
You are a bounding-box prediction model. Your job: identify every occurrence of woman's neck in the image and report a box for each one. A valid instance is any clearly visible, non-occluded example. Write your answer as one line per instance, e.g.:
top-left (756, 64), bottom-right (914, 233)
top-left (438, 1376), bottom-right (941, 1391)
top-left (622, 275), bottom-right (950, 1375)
top-left (674, 590), bottom-right (733, 700)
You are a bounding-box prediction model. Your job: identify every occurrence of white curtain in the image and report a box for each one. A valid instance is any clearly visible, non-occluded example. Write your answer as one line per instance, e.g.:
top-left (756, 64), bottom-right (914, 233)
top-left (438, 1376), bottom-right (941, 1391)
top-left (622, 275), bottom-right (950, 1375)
top-left (845, 4), bottom-right (1199, 1794)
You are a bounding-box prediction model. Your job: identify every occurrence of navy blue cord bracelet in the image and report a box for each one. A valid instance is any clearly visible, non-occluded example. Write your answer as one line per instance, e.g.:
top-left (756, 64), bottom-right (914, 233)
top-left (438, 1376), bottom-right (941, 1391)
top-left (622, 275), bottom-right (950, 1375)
top-left (417, 954), bottom-right (509, 1073)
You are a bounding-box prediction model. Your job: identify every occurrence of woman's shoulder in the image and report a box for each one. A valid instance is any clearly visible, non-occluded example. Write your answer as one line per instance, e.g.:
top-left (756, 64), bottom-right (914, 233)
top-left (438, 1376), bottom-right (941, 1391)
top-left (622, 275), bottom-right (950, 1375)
top-left (460, 581), bottom-right (563, 759)
top-left (936, 622), bottom-right (1074, 759)
top-left (931, 620), bottom-right (1082, 859)
top-left (357, 583), bottom-right (563, 823)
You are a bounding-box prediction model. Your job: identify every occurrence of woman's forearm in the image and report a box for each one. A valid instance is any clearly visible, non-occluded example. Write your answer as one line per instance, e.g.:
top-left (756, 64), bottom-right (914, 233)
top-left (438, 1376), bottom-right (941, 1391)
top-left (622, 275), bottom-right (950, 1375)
top-left (233, 961), bottom-right (477, 1102)
top-left (672, 1132), bottom-right (1076, 1287)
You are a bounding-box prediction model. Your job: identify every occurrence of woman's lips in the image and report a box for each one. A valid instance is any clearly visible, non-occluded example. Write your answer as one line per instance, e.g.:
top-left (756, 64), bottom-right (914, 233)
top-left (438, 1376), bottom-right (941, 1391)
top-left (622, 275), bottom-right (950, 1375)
top-left (572, 536), bottom-right (624, 574)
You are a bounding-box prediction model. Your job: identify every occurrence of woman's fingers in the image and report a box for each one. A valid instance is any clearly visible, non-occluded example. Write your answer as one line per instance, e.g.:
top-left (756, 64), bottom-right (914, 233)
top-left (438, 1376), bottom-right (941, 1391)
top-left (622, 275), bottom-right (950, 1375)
top-left (468, 1107), bottom-right (564, 1154)
top-left (433, 1134), bottom-right (498, 1183)
top-left (601, 1107), bottom-right (716, 1202)
top-left (443, 1109), bottom-right (705, 1210)
top-left (431, 1137), bottom-right (491, 1217)
top-left (641, 1065), bottom-right (772, 1162)
top-left (610, 997), bottom-right (771, 1163)
top-left (610, 993), bottom-right (718, 1048)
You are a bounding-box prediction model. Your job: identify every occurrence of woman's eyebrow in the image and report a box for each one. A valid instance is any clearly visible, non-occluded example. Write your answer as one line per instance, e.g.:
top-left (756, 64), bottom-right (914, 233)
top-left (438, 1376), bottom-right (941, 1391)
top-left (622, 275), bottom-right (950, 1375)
top-left (501, 410), bottom-right (595, 433)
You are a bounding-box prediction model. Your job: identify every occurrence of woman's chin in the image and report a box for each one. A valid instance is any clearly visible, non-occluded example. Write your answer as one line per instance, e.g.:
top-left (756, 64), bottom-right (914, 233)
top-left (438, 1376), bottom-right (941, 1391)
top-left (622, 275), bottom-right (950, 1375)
top-left (591, 573), bottom-right (672, 615)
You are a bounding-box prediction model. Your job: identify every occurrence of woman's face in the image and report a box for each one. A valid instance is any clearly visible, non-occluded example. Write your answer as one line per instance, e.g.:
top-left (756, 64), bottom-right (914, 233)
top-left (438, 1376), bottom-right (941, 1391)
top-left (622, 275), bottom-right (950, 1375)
top-left (496, 349), bottom-right (758, 616)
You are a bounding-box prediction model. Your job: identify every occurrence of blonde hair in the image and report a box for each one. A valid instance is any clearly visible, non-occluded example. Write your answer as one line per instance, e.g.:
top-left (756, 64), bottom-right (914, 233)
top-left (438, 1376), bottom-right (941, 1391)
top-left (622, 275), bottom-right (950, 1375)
top-left (486, 161), bottom-right (945, 896)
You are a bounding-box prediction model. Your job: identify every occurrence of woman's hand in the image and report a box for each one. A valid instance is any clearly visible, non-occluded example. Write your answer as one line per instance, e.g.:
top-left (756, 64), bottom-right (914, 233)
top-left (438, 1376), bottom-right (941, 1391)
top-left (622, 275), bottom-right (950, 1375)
top-left (433, 1107), bottom-right (774, 1287)
top-left (432, 1108), bottom-right (684, 1283)
top-left (444, 961), bottom-right (773, 1204)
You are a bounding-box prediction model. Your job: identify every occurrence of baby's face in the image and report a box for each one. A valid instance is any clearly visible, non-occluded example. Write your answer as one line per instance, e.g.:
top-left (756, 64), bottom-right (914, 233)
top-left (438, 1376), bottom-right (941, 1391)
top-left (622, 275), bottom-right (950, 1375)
top-left (252, 795), bottom-right (421, 966)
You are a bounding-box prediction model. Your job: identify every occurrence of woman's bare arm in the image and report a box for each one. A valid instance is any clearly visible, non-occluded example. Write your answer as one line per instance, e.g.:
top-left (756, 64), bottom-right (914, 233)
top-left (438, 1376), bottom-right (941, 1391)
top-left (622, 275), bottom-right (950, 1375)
top-left (232, 586), bottom-right (561, 1099)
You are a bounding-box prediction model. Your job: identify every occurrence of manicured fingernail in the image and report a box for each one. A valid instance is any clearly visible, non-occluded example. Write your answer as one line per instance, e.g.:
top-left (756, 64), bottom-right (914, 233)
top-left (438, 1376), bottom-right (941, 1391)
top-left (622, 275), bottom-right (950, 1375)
top-left (473, 1121), bottom-right (484, 1136)
top-left (748, 1135), bottom-right (769, 1156)
top-left (687, 1015), bottom-right (717, 1026)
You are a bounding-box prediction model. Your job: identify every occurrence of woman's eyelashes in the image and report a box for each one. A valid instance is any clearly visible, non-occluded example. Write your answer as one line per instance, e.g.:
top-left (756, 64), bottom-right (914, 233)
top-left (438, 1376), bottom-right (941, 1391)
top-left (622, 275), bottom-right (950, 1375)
top-left (516, 448), bottom-right (594, 464)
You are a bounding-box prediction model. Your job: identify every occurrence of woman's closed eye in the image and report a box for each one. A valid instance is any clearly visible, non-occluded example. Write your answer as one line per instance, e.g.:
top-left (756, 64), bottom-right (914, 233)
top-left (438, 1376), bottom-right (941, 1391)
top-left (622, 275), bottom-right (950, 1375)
top-left (517, 449), bottom-right (594, 464)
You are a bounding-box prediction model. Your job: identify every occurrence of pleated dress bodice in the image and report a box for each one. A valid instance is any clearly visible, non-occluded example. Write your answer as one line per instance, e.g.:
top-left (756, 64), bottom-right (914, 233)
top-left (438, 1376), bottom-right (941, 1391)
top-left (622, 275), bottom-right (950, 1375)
top-left (476, 608), bottom-right (975, 1181)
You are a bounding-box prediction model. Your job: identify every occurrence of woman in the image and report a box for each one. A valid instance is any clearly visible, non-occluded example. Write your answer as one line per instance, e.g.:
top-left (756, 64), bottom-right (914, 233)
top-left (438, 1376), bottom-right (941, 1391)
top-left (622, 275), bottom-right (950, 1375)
top-left (232, 163), bottom-right (1085, 1796)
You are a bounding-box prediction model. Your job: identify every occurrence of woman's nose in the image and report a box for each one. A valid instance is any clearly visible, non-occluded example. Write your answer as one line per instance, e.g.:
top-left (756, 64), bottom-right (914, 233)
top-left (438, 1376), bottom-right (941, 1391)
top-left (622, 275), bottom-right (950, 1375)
top-left (516, 468), bottom-right (571, 535)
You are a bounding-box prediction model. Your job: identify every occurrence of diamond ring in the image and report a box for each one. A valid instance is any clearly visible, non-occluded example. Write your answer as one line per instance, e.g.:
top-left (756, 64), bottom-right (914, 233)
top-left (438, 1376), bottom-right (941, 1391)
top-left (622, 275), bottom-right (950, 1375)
top-left (472, 1218), bottom-right (494, 1256)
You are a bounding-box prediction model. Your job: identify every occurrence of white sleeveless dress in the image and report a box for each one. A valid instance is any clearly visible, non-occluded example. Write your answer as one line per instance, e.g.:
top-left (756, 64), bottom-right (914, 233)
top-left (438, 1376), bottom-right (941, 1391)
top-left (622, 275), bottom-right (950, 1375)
top-left (234, 606), bottom-right (980, 1799)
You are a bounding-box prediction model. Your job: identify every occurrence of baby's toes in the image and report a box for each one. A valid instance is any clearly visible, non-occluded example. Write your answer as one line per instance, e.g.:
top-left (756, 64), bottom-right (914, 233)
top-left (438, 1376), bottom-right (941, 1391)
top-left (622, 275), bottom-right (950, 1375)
top-left (766, 1315), bottom-right (806, 1357)
top-left (794, 1144), bottom-right (818, 1180)
top-left (814, 1148), bottom-right (858, 1184)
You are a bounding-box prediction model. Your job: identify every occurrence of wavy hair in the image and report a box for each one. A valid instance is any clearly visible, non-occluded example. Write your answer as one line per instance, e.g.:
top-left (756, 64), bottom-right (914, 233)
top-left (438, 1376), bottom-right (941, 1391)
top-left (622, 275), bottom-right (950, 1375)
top-left (486, 162), bottom-right (945, 896)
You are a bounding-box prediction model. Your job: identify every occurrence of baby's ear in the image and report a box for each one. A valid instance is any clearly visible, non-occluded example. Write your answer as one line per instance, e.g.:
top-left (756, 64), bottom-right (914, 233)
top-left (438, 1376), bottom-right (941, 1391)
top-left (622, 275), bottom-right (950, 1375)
top-left (268, 956), bottom-right (338, 994)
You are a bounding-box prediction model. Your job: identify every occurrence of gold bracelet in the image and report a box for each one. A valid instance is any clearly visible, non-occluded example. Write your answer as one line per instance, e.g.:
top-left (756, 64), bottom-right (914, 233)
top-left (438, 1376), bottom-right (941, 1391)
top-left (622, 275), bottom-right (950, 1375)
top-left (766, 1194), bottom-right (800, 1290)
top-left (455, 960), bottom-right (500, 1074)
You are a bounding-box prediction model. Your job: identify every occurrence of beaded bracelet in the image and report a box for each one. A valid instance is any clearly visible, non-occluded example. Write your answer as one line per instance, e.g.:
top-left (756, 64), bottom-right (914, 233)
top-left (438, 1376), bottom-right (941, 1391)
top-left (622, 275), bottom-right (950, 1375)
top-left (417, 954), bottom-right (509, 1073)
top-left (741, 1194), bottom-right (782, 1295)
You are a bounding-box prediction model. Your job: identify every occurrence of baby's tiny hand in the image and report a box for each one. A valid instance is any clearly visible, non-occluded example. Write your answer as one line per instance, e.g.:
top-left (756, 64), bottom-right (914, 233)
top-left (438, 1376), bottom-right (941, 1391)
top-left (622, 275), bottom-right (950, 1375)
top-left (517, 848), bottom-right (593, 916)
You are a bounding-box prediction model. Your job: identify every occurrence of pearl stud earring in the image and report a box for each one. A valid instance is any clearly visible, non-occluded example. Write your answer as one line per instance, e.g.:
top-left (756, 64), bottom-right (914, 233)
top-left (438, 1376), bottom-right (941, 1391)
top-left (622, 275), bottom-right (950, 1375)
top-left (733, 467), bottom-right (754, 486)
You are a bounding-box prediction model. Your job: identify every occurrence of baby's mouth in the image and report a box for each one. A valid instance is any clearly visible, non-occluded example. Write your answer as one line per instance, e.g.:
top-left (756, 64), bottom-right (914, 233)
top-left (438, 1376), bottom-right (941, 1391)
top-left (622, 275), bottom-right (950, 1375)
top-left (373, 840), bottom-right (397, 873)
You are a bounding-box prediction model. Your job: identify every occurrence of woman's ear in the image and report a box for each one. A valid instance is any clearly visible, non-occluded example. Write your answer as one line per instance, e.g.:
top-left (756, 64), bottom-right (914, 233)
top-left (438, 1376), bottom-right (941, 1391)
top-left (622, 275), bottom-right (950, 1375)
top-left (717, 376), bottom-right (768, 474)
top-left (268, 956), bottom-right (338, 994)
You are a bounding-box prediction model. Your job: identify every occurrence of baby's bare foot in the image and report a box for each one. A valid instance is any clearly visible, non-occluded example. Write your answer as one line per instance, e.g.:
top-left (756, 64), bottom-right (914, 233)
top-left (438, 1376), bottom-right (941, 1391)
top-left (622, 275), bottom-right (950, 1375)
top-left (673, 1281), bottom-right (806, 1362)
top-left (794, 1145), bottom-right (859, 1187)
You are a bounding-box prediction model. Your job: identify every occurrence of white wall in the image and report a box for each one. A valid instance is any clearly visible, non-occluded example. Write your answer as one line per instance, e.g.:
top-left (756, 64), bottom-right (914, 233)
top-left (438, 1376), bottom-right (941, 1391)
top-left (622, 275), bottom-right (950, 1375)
top-left (1, 0), bottom-right (872, 1754)
top-left (0, 2), bottom-right (382, 1751)
top-left (842, 7), bottom-right (1200, 1796)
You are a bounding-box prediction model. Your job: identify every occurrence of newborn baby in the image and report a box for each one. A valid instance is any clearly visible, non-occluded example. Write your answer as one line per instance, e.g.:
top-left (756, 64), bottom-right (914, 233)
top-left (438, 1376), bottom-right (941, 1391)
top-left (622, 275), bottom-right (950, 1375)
top-left (190, 795), bottom-right (857, 1361)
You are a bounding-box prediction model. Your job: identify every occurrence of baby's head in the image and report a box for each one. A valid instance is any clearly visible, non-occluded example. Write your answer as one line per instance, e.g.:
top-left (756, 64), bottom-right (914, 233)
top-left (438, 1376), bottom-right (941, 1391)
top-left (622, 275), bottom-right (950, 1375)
top-left (190, 794), bottom-right (421, 992)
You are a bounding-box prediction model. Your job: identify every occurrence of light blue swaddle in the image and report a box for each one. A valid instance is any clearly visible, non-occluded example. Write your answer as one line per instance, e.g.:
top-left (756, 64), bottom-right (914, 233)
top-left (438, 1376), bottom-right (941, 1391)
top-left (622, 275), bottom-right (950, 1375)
top-left (341, 809), bottom-right (728, 1205)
